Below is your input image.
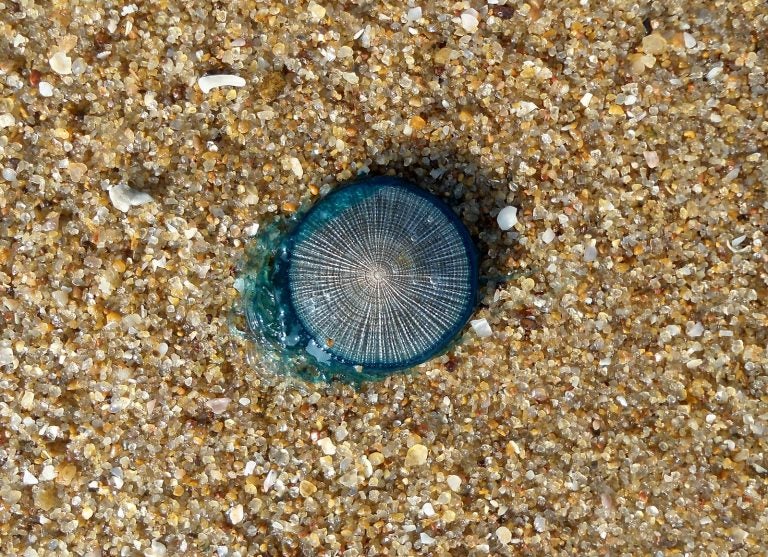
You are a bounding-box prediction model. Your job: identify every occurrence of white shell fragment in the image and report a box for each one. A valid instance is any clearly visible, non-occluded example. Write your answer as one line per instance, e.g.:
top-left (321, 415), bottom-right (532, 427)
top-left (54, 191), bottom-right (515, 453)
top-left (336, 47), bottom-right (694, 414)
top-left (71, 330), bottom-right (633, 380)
top-left (108, 183), bottom-right (155, 213)
top-left (197, 74), bottom-right (246, 94)
top-left (497, 206), bottom-right (518, 230)
top-left (471, 318), bottom-right (493, 338)
top-left (727, 234), bottom-right (749, 253)
top-left (541, 228), bottom-right (556, 244)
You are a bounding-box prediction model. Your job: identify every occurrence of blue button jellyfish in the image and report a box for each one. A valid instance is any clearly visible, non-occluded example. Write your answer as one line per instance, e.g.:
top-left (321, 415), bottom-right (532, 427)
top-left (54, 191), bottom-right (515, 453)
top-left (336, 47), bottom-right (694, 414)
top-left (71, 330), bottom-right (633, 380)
top-left (236, 176), bottom-right (479, 382)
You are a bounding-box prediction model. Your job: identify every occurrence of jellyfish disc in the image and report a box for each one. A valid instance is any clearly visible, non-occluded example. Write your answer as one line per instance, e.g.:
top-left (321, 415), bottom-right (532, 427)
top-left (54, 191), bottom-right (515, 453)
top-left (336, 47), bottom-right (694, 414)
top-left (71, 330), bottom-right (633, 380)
top-left (286, 177), bottom-right (479, 371)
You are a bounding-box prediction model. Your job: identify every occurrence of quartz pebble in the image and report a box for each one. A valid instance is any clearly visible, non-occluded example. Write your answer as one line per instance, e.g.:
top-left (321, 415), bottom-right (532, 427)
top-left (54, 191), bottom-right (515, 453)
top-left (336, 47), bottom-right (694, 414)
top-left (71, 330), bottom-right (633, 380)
top-left (644, 150), bottom-right (660, 168)
top-left (470, 318), bottom-right (493, 338)
top-left (0, 114), bottom-right (15, 129)
top-left (496, 526), bottom-right (512, 544)
top-left (584, 243), bottom-right (598, 262)
top-left (308, 2), bottom-right (326, 21)
top-left (40, 465), bottom-right (57, 481)
top-left (642, 33), bottom-right (667, 55)
top-left (405, 444), bottom-right (428, 467)
top-left (446, 475), bottom-right (462, 492)
top-left (228, 504), bottom-right (244, 525)
top-left (317, 437), bottom-right (336, 455)
top-left (205, 398), bottom-right (230, 414)
top-left (460, 9), bottom-right (479, 33)
top-left (38, 82), bottom-right (54, 97)
top-left (406, 7), bottom-right (422, 22)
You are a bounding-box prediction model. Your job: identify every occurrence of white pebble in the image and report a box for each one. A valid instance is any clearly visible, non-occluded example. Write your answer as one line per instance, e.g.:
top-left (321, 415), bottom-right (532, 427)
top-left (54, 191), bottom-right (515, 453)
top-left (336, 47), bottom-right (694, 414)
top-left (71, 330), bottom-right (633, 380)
top-left (541, 228), bottom-right (556, 244)
top-left (317, 437), bottom-right (336, 456)
top-left (580, 92), bottom-right (593, 107)
top-left (340, 71), bottom-right (359, 84)
top-left (39, 81), bottom-right (54, 97)
top-left (0, 113), bottom-right (15, 129)
top-left (623, 94), bottom-right (637, 105)
top-left (405, 444), bottom-right (428, 467)
top-left (706, 66), bottom-right (723, 81)
top-left (144, 541), bottom-right (167, 557)
top-left (206, 398), bottom-right (230, 414)
top-left (20, 390), bottom-right (34, 409)
top-left (243, 223), bottom-right (260, 237)
top-left (686, 321), bottom-right (704, 337)
top-left (289, 156), bottom-right (304, 178)
top-left (420, 532), bottom-right (436, 545)
top-left (533, 514), bottom-right (547, 532)
top-left (723, 166), bottom-right (740, 183)
top-left (2, 168), bottom-right (16, 182)
top-left (49, 51), bottom-right (72, 75)
top-left (644, 150), bottom-right (660, 168)
top-left (705, 414), bottom-right (716, 424)
top-left (228, 504), bottom-right (244, 525)
top-left (407, 7), bottom-right (422, 22)
top-left (244, 461), bottom-right (256, 475)
top-left (584, 243), bottom-right (598, 262)
top-left (446, 474), bottom-right (462, 492)
top-left (108, 183), bottom-right (155, 213)
top-left (496, 206), bottom-right (518, 230)
top-left (40, 465), bottom-right (57, 481)
top-left (514, 101), bottom-right (538, 117)
top-left (263, 469), bottom-right (277, 492)
top-left (197, 74), bottom-right (246, 94)
top-left (460, 9), bottom-right (479, 33)
top-left (471, 318), bottom-right (493, 338)
top-left (22, 470), bottom-right (38, 485)
top-left (496, 526), bottom-right (512, 544)
top-left (421, 502), bottom-right (435, 517)
top-left (0, 346), bottom-right (13, 366)
top-left (683, 32), bottom-right (697, 49)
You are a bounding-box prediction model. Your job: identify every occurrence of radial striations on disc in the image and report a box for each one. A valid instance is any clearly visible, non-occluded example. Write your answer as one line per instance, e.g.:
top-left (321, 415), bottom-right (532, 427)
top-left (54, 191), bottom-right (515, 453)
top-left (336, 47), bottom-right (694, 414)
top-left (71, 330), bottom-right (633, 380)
top-left (287, 178), bottom-right (478, 370)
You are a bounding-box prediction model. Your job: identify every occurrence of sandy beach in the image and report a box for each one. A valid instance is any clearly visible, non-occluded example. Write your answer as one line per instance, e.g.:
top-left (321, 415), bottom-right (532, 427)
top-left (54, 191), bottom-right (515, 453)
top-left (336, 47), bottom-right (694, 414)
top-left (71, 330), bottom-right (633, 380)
top-left (1, 0), bottom-right (766, 555)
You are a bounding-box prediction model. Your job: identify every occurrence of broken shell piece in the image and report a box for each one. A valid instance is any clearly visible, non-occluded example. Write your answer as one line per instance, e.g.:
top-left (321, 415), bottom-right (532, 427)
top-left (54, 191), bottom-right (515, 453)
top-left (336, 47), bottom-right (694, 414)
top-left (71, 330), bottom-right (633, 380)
top-left (108, 183), bottom-right (155, 213)
top-left (197, 74), bottom-right (246, 94)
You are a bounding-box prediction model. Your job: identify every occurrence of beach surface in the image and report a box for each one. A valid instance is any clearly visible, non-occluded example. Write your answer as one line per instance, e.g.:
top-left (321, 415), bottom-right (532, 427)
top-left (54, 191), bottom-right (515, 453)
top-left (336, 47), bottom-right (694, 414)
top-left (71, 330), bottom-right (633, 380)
top-left (1, 0), bottom-right (766, 555)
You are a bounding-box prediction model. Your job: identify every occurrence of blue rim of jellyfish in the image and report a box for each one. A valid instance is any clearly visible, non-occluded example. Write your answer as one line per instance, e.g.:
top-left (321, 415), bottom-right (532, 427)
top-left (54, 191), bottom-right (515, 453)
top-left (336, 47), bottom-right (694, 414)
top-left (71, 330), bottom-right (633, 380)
top-left (238, 176), bottom-right (479, 383)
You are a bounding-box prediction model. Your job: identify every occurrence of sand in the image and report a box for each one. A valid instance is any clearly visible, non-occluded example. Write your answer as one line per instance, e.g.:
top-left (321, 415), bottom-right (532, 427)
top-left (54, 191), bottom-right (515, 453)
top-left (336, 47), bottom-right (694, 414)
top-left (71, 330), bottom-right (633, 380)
top-left (1, 0), bottom-right (766, 555)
